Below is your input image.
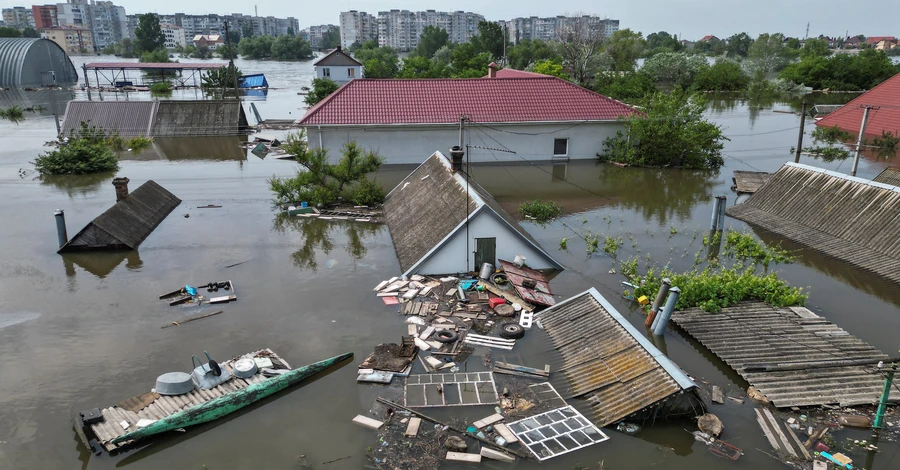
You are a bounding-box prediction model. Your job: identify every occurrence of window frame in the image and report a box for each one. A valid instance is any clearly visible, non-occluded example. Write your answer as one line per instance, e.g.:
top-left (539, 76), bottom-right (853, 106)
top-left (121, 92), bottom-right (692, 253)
top-left (348, 67), bottom-right (355, 78)
top-left (322, 67), bottom-right (331, 77)
top-left (553, 138), bottom-right (569, 156)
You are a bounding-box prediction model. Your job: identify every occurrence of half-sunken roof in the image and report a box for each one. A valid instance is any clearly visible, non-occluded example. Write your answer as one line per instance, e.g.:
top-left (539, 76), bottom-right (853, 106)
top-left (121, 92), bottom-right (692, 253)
top-left (727, 162), bottom-right (900, 283)
top-left (313, 47), bottom-right (363, 67)
top-left (873, 166), bottom-right (900, 187)
top-left (59, 180), bottom-right (181, 252)
top-left (62, 100), bottom-right (249, 137)
top-left (539, 288), bottom-right (698, 426)
top-left (383, 151), bottom-right (561, 274)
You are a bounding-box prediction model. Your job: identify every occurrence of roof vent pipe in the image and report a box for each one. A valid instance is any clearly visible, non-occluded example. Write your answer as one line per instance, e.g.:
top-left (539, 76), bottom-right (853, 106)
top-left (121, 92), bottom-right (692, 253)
top-left (449, 146), bottom-right (464, 172)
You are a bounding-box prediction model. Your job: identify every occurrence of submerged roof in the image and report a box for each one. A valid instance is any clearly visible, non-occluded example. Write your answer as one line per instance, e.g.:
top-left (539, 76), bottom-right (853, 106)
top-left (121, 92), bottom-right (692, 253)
top-left (60, 180), bottom-right (181, 252)
top-left (539, 288), bottom-right (696, 426)
top-left (0, 38), bottom-right (78, 87)
top-left (815, 71), bottom-right (900, 138)
top-left (84, 62), bottom-right (221, 70)
top-left (62, 100), bottom-right (249, 137)
top-left (298, 76), bottom-right (638, 126)
top-left (240, 73), bottom-right (268, 88)
top-left (673, 302), bottom-right (891, 408)
top-left (383, 151), bottom-right (562, 275)
top-left (313, 48), bottom-right (362, 67)
top-left (727, 162), bottom-right (900, 283)
top-left (873, 166), bottom-right (900, 186)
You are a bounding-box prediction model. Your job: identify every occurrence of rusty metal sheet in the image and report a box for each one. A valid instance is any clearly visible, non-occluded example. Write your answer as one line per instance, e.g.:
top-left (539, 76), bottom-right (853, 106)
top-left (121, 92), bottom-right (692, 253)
top-left (115, 391), bottom-right (160, 413)
top-left (498, 260), bottom-right (555, 306)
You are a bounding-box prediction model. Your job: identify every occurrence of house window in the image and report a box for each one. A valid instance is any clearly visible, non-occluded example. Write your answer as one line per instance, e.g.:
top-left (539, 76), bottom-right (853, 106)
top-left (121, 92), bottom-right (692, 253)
top-left (348, 68), bottom-right (355, 78)
top-left (553, 138), bottom-right (569, 156)
top-left (322, 67), bottom-right (330, 77)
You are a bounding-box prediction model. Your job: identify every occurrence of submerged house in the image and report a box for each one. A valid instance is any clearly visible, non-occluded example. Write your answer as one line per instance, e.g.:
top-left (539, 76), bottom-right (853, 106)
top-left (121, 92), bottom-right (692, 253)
top-left (59, 178), bottom-right (181, 253)
top-left (815, 70), bottom-right (900, 138)
top-left (384, 150), bottom-right (563, 276)
top-left (0, 38), bottom-right (79, 87)
top-left (313, 46), bottom-right (362, 85)
top-left (727, 162), bottom-right (900, 283)
top-left (539, 288), bottom-right (702, 425)
top-left (61, 100), bottom-right (249, 137)
top-left (298, 64), bottom-right (638, 164)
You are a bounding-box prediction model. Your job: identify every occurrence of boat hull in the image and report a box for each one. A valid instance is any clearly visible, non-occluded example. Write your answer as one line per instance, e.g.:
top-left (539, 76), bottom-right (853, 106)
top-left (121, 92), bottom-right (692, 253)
top-left (111, 351), bottom-right (352, 444)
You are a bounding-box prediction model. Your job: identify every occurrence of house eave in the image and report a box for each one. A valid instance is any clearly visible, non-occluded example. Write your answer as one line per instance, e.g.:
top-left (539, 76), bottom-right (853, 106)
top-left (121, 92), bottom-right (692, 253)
top-left (299, 119), bottom-right (622, 129)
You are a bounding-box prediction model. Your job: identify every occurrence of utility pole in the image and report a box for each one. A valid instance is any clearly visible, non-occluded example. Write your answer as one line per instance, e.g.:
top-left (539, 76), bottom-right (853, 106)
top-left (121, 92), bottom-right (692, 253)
top-left (850, 105), bottom-right (875, 177)
top-left (805, 22), bottom-right (809, 40)
top-left (223, 21), bottom-right (240, 95)
top-left (794, 102), bottom-right (807, 163)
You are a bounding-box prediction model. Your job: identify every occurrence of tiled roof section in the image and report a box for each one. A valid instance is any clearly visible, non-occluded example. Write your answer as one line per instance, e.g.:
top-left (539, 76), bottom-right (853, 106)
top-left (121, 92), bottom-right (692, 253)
top-left (815, 71), bottom-right (900, 138)
top-left (484, 68), bottom-right (549, 78)
top-left (299, 77), bottom-right (639, 126)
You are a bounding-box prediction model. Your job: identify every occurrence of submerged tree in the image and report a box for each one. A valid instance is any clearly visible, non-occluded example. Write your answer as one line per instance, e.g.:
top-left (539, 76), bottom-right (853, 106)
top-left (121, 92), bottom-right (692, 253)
top-left (32, 122), bottom-right (120, 175)
top-left (554, 16), bottom-right (605, 86)
top-left (201, 65), bottom-right (243, 89)
top-left (304, 78), bottom-right (339, 106)
top-left (134, 13), bottom-right (165, 54)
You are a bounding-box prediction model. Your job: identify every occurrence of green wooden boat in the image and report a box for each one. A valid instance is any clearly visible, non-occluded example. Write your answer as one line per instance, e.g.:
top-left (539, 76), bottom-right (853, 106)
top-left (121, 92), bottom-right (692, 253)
top-left (108, 351), bottom-right (352, 445)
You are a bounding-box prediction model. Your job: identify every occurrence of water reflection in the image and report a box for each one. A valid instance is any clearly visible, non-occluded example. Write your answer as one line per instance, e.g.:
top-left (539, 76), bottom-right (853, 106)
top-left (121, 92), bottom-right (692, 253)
top-left (39, 172), bottom-right (116, 198)
top-left (120, 137), bottom-right (248, 161)
top-left (272, 215), bottom-right (382, 272)
top-left (62, 251), bottom-right (143, 279)
top-left (0, 88), bottom-right (76, 117)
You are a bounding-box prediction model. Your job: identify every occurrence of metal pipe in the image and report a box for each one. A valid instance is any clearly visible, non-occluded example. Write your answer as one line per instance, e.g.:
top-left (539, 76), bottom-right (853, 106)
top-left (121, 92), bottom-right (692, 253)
top-left (644, 278), bottom-right (670, 327)
top-left (716, 195), bottom-right (727, 231)
top-left (652, 287), bottom-right (681, 336)
top-left (54, 209), bottom-right (68, 248)
top-left (709, 197), bottom-right (721, 231)
top-left (851, 105), bottom-right (872, 177)
top-left (874, 365), bottom-right (895, 429)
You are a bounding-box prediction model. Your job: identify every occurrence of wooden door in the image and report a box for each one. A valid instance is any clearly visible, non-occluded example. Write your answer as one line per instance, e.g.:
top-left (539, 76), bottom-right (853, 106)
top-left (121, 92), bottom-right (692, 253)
top-left (474, 237), bottom-right (496, 270)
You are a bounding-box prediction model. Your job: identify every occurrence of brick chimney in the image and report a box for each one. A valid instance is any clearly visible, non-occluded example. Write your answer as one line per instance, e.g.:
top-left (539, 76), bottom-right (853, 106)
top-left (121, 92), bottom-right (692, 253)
top-left (449, 146), bottom-right (464, 172)
top-left (487, 62), bottom-right (498, 78)
top-left (112, 177), bottom-right (130, 202)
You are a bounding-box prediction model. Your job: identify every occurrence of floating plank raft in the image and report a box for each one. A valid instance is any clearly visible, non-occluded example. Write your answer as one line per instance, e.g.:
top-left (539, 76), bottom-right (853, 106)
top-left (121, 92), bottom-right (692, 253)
top-left (672, 302), bottom-right (891, 408)
top-left (731, 171), bottom-right (771, 194)
top-left (87, 349), bottom-right (309, 452)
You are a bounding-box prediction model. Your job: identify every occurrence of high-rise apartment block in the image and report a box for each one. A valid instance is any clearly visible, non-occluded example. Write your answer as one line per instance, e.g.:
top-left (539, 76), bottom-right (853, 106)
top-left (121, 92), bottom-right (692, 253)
top-left (369, 9), bottom-right (483, 51)
top-left (2, 6), bottom-right (35, 28)
top-left (32, 5), bottom-right (58, 29)
top-left (305, 24), bottom-right (338, 50)
top-left (54, 1), bottom-right (126, 50)
top-left (339, 10), bottom-right (377, 49)
top-left (127, 13), bottom-right (299, 46)
top-left (506, 16), bottom-right (619, 44)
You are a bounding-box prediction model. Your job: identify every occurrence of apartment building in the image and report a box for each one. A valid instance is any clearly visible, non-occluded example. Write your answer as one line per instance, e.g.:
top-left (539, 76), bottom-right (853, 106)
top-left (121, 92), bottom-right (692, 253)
top-left (55, 1), bottom-right (127, 51)
top-left (32, 5), bottom-right (58, 29)
top-left (306, 24), bottom-right (338, 50)
top-left (2, 6), bottom-right (35, 28)
top-left (373, 9), bottom-right (483, 51)
top-left (160, 23), bottom-right (185, 50)
top-left (506, 15), bottom-right (619, 44)
top-left (42, 25), bottom-right (93, 54)
top-left (127, 13), bottom-right (298, 46)
top-left (339, 10), bottom-right (377, 49)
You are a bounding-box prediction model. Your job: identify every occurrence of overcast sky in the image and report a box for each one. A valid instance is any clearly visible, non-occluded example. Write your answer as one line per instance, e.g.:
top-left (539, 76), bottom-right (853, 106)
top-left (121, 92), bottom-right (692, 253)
top-left (99, 1), bottom-right (900, 40)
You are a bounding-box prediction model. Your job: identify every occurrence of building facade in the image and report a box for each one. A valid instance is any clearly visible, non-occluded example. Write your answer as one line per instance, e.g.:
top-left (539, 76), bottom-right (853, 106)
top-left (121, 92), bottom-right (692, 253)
top-left (128, 13), bottom-right (298, 46)
top-left (55, 1), bottom-right (127, 51)
top-left (192, 34), bottom-right (223, 49)
top-left (160, 23), bottom-right (185, 50)
top-left (305, 24), bottom-right (338, 50)
top-left (339, 10), bottom-right (377, 49)
top-left (2, 6), bottom-right (35, 28)
top-left (313, 47), bottom-right (362, 85)
top-left (41, 25), bottom-right (92, 54)
top-left (373, 9), bottom-right (484, 51)
top-left (506, 15), bottom-right (618, 44)
top-left (32, 5), bottom-right (58, 29)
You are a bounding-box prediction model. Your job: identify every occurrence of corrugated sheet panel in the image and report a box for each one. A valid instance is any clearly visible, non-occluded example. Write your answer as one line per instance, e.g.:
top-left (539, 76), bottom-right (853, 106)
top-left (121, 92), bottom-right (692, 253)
top-left (0, 38), bottom-right (31, 87)
top-left (873, 167), bottom-right (900, 187)
top-left (0, 38), bottom-right (77, 87)
top-left (240, 73), bottom-right (268, 88)
top-left (538, 288), bottom-right (695, 426)
top-left (151, 100), bottom-right (247, 137)
top-left (62, 101), bottom-right (158, 137)
top-left (672, 302), bottom-right (890, 408)
top-left (727, 163), bottom-right (900, 283)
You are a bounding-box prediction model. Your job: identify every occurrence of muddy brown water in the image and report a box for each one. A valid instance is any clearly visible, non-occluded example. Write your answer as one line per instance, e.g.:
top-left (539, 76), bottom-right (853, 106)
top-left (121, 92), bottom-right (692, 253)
top-left (1, 58), bottom-right (898, 469)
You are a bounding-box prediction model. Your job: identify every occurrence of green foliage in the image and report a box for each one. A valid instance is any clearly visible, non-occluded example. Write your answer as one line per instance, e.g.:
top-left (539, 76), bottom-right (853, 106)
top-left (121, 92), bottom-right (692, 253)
top-left (778, 49), bottom-right (899, 90)
top-left (135, 13), bottom-right (166, 54)
top-left (238, 36), bottom-right (275, 59)
top-left (241, 23), bottom-right (254, 40)
top-left (416, 26), bottom-right (450, 59)
top-left (271, 35), bottom-right (313, 60)
top-left (21, 27), bottom-right (39, 38)
top-left (811, 125), bottom-right (853, 144)
top-left (107, 135), bottom-right (152, 152)
top-left (184, 44), bottom-right (211, 59)
top-left (694, 60), bottom-right (749, 91)
top-left (645, 31), bottom-right (683, 52)
top-left (723, 230), bottom-right (794, 268)
top-left (139, 49), bottom-right (170, 63)
top-left (217, 43), bottom-right (240, 59)
top-left (801, 38), bottom-right (833, 58)
top-left (450, 43), bottom-right (493, 77)
top-left (518, 200), bottom-right (562, 224)
top-left (507, 39), bottom-right (557, 70)
top-left (726, 33), bottom-right (753, 57)
top-left (32, 123), bottom-right (119, 175)
top-left (397, 55), bottom-right (449, 78)
top-left (641, 52), bottom-right (709, 88)
top-left (594, 72), bottom-right (657, 102)
top-left (103, 38), bottom-right (136, 57)
top-left (603, 236), bottom-right (622, 256)
top-left (602, 90), bottom-right (727, 169)
top-left (149, 82), bottom-right (172, 95)
top-left (472, 21), bottom-right (506, 59)
top-left (268, 131), bottom-right (384, 206)
top-left (694, 37), bottom-right (727, 56)
top-left (0, 27), bottom-right (21, 38)
top-left (532, 59), bottom-right (569, 80)
top-left (0, 106), bottom-right (25, 124)
top-left (747, 33), bottom-right (795, 76)
top-left (319, 28), bottom-right (341, 50)
top-left (354, 41), bottom-right (399, 78)
top-left (304, 78), bottom-right (340, 106)
top-left (871, 131), bottom-right (900, 152)
top-left (603, 29), bottom-right (646, 71)
top-left (559, 238), bottom-right (568, 250)
top-left (201, 65), bottom-right (243, 89)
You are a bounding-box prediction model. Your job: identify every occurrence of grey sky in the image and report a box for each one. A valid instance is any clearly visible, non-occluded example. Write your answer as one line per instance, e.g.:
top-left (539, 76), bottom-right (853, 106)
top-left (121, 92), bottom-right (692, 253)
top-left (109, 0), bottom-right (898, 40)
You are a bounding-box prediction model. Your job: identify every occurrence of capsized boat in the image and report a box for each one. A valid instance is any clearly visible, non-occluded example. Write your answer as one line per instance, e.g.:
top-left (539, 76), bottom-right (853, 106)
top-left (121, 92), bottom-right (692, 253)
top-left (75, 349), bottom-right (352, 453)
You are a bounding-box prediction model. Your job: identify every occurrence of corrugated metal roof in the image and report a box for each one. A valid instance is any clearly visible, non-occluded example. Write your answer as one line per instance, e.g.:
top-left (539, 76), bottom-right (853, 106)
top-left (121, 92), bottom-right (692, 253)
top-left (84, 62), bottom-right (222, 70)
top-left (60, 180), bottom-right (181, 252)
top-left (727, 162), bottom-right (900, 283)
top-left (0, 38), bottom-right (78, 87)
top-left (873, 167), bottom-right (900, 187)
top-left (61, 100), bottom-right (249, 137)
top-left (538, 288), bottom-right (697, 426)
top-left (672, 302), bottom-right (891, 408)
top-left (298, 76), bottom-right (640, 126)
top-left (62, 101), bottom-right (157, 137)
top-left (240, 73), bottom-right (268, 88)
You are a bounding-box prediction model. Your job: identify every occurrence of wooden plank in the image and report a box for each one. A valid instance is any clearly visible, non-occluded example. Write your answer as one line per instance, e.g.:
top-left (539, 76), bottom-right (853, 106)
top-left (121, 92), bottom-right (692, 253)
top-left (762, 409), bottom-right (798, 458)
top-left (494, 423), bottom-right (518, 444)
top-left (473, 413), bottom-right (504, 429)
top-left (755, 409), bottom-right (782, 453)
top-left (352, 415), bottom-right (384, 430)
top-left (413, 337), bottom-right (431, 351)
top-left (376, 292), bottom-right (398, 297)
top-left (712, 386), bottom-right (725, 404)
top-left (419, 326), bottom-right (435, 340)
top-left (785, 422), bottom-right (812, 460)
top-left (481, 447), bottom-right (516, 462)
top-left (425, 356), bottom-right (443, 369)
top-left (477, 281), bottom-right (534, 311)
top-left (402, 289), bottom-right (420, 300)
top-left (405, 417), bottom-right (421, 437)
top-left (494, 362), bottom-right (550, 378)
top-left (408, 324), bottom-right (418, 336)
top-left (373, 280), bottom-right (390, 291)
top-left (446, 452), bottom-right (481, 463)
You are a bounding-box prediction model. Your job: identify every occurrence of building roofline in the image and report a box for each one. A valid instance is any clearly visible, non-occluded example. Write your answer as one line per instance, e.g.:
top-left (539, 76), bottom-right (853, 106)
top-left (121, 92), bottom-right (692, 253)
top-left (784, 162), bottom-right (900, 192)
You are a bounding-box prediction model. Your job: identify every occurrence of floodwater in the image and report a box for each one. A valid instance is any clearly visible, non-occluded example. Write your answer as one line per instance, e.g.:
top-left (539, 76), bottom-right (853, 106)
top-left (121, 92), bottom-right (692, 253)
top-left (1, 56), bottom-right (898, 470)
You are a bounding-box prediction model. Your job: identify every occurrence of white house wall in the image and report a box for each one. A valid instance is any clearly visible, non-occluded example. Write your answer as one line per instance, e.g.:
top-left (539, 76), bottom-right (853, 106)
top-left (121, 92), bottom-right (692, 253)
top-left (412, 211), bottom-right (557, 275)
top-left (306, 121), bottom-right (624, 164)
top-left (315, 65), bottom-right (362, 85)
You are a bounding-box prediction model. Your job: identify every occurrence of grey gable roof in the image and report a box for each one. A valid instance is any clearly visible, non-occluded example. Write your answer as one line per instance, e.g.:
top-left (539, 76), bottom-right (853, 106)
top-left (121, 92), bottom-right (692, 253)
top-left (60, 180), bottom-right (181, 252)
top-left (383, 151), bottom-right (561, 274)
top-left (313, 48), bottom-right (363, 67)
top-left (62, 100), bottom-right (249, 137)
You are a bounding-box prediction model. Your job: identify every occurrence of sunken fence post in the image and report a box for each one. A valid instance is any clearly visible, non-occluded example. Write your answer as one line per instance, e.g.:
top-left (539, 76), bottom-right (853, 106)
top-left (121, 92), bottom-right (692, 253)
top-left (652, 286), bottom-right (681, 336)
top-left (644, 278), bottom-right (671, 327)
top-left (709, 197), bottom-right (722, 231)
top-left (54, 209), bottom-right (68, 248)
top-left (716, 195), bottom-right (727, 230)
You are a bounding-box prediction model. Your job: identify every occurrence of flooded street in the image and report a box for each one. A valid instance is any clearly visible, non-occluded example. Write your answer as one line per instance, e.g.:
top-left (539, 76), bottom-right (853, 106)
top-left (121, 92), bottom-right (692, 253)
top-left (1, 57), bottom-right (898, 469)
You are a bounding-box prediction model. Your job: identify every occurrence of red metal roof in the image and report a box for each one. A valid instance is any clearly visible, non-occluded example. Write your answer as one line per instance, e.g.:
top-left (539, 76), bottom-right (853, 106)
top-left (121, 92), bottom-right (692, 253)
top-left (866, 36), bottom-right (896, 45)
top-left (815, 71), bottom-right (900, 138)
top-left (484, 68), bottom-right (549, 79)
top-left (299, 77), bottom-right (638, 126)
top-left (84, 62), bottom-right (223, 70)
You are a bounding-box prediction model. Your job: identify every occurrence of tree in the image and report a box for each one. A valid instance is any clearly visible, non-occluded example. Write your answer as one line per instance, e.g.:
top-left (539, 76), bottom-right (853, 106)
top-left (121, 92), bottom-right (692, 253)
top-left (695, 37), bottom-right (726, 56)
top-left (450, 43), bottom-right (492, 78)
top-left (472, 21), bottom-right (505, 59)
top-left (268, 130), bottom-right (385, 206)
top-left (32, 123), bottom-right (119, 175)
top-left (594, 72), bottom-right (657, 102)
top-left (191, 44), bottom-right (213, 59)
top-left (227, 26), bottom-right (242, 45)
top-left (271, 35), bottom-right (313, 60)
top-left (554, 17), bottom-right (606, 86)
top-left (801, 38), bottom-right (832, 58)
top-left (398, 55), bottom-right (449, 78)
top-left (641, 52), bottom-right (709, 88)
top-left (134, 13), bottom-right (165, 54)
top-left (241, 23), bottom-right (254, 39)
top-left (507, 39), bottom-right (556, 70)
top-left (601, 90), bottom-right (727, 169)
top-left (201, 65), bottom-right (243, 89)
top-left (239, 35), bottom-right (275, 59)
top-left (416, 26), bottom-right (449, 59)
top-left (646, 31), bottom-right (682, 52)
top-left (216, 43), bottom-right (237, 60)
top-left (139, 49), bottom-right (170, 63)
top-left (320, 28), bottom-right (340, 50)
top-left (21, 27), bottom-right (39, 38)
top-left (602, 29), bottom-right (645, 72)
top-left (747, 33), bottom-right (793, 76)
top-left (305, 78), bottom-right (339, 106)
top-left (0, 27), bottom-right (21, 38)
top-left (779, 49), bottom-right (899, 90)
top-left (533, 59), bottom-right (569, 80)
top-left (785, 37), bottom-right (802, 50)
top-left (354, 41), bottom-right (399, 78)
top-left (725, 33), bottom-right (753, 57)
top-left (694, 60), bottom-right (749, 91)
